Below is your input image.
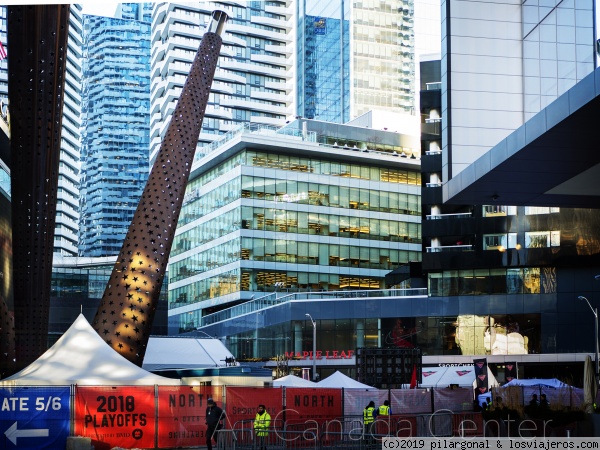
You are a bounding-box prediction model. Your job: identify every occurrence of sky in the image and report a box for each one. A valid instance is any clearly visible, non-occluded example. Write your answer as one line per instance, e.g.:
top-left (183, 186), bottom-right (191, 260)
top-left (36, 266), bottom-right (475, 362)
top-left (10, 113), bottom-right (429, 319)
top-left (80, 1), bottom-right (119, 17)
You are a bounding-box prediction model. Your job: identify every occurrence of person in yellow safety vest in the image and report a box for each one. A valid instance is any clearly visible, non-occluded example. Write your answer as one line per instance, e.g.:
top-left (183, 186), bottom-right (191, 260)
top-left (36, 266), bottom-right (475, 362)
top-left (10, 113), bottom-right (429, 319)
top-left (363, 400), bottom-right (378, 445)
top-left (378, 400), bottom-right (391, 416)
top-left (254, 404), bottom-right (271, 450)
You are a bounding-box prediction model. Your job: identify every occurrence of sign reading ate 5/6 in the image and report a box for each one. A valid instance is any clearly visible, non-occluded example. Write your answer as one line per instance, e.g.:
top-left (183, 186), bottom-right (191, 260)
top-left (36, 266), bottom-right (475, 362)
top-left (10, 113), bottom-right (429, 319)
top-left (1, 396), bottom-right (62, 411)
top-left (0, 386), bottom-right (70, 450)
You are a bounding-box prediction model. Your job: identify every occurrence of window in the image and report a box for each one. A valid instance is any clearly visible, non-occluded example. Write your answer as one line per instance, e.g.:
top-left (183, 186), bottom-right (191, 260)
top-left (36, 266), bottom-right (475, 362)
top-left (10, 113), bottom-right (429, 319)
top-left (525, 231), bottom-right (550, 248)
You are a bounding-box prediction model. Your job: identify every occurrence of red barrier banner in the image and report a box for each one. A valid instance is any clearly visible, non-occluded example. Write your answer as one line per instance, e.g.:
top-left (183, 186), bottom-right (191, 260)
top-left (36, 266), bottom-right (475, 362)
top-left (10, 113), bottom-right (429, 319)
top-left (75, 386), bottom-right (155, 449)
top-left (157, 385), bottom-right (223, 449)
top-left (226, 387), bottom-right (283, 428)
top-left (285, 387), bottom-right (342, 422)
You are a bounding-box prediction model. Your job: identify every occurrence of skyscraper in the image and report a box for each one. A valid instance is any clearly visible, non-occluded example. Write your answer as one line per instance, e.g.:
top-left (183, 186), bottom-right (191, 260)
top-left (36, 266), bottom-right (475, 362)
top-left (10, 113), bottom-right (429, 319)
top-left (54, 4), bottom-right (83, 256)
top-left (149, 2), bottom-right (293, 164)
top-left (296, 0), bottom-right (416, 123)
top-left (415, 0), bottom-right (600, 378)
top-left (79, 5), bottom-right (151, 257)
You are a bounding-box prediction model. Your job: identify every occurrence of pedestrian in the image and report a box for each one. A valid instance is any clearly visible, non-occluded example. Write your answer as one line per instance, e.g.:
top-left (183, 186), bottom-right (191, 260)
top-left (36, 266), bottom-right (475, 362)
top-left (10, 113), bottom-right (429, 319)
top-left (529, 394), bottom-right (538, 408)
top-left (254, 404), bottom-right (271, 450)
top-left (378, 400), bottom-right (391, 416)
top-left (539, 393), bottom-right (549, 409)
top-left (363, 400), bottom-right (378, 445)
top-left (205, 397), bottom-right (225, 450)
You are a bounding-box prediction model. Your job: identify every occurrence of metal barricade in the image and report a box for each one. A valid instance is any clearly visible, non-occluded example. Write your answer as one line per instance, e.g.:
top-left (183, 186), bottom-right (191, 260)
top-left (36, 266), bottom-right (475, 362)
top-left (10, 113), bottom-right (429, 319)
top-left (416, 412), bottom-right (452, 437)
top-left (227, 421), bottom-right (317, 450)
top-left (220, 411), bottom-right (479, 448)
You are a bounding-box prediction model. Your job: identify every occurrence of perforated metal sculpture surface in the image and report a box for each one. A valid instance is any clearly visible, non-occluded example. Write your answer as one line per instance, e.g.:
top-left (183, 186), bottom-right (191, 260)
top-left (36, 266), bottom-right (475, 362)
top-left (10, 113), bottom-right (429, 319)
top-left (92, 11), bottom-right (228, 365)
top-left (8, 5), bottom-right (70, 371)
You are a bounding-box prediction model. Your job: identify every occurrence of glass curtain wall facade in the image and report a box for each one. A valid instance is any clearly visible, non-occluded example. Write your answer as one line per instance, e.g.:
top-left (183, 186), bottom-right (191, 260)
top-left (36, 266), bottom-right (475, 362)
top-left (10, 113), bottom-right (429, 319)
top-left (296, 0), bottom-right (350, 122)
top-left (441, 0), bottom-right (595, 180)
top-left (297, 0), bottom-right (416, 122)
top-left (352, 0), bottom-right (415, 117)
top-left (54, 5), bottom-right (83, 256)
top-left (79, 10), bottom-right (151, 257)
top-left (150, 1), bottom-right (292, 164)
top-left (522, 0), bottom-right (595, 120)
top-left (413, 0), bottom-right (600, 366)
top-left (168, 121), bottom-right (422, 334)
top-left (49, 255), bottom-right (168, 345)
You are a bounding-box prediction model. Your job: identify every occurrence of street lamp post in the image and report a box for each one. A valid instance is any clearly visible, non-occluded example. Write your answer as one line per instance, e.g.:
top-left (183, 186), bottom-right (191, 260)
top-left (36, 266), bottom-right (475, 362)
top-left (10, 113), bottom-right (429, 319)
top-left (579, 296), bottom-right (599, 382)
top-left (305, 313), bottom-right (317, 381)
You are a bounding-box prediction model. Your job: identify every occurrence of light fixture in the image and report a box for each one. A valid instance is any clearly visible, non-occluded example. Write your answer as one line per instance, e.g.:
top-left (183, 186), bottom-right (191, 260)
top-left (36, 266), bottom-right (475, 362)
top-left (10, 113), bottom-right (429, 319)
top-left (305, 313), bottom-right (317, 381)
top-left (579, 295), bottom-right (599, 385)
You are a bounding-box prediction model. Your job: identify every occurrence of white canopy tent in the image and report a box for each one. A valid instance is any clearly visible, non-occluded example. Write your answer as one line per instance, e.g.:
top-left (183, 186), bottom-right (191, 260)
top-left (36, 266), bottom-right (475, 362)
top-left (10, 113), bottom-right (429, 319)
top-left (317, 371), bottom-right (375, 389)
top-left (0, 314), bottom-right (180, 386)
top-left (273, 374), bottom-right (317, 387)
top-left (142, 335), bottom-right (235, 371)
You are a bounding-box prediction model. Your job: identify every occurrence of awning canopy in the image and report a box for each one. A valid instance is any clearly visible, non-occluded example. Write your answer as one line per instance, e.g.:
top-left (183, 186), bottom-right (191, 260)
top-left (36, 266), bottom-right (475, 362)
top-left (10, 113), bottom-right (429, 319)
top-left (0, 315), bottom-right (180, 386)
top-left (142, 335), bottom-right (235, 371)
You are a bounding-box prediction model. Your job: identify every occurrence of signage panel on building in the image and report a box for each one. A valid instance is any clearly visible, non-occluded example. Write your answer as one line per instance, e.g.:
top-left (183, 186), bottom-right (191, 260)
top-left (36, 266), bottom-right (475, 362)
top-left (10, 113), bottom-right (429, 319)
top-left (314, 17), bottom-right (326, 35)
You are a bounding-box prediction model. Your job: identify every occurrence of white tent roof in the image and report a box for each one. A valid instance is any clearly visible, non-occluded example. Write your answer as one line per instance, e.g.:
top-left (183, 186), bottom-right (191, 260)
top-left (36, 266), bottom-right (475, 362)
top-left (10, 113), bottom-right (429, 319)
top-left (420, 365), bottom-right (499, 388)
top-left (317, 371), bottom-right (375, 389)
top-left (503, 378), bottom-right (570, 388)
top-left (273, 375), bottom-right (317, 387)
top-left (142, 336), bottom-right (235, 371)
top-left (0, 314), bottom-right (180, 386)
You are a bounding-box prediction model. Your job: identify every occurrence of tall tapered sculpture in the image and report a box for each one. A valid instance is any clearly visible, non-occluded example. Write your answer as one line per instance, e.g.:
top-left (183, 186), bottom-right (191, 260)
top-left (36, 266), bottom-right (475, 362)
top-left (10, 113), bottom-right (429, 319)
top-left (9, 5), bottom-right (71, 372)
top-left (93, 11), bottom-right (228, 365)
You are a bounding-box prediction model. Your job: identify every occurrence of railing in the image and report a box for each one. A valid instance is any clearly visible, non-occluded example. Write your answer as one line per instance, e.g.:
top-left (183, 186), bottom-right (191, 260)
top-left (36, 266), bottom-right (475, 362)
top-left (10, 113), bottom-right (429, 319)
top-left (426, 212), bottom-right (472, 220)
top-left (194, 123), bottom-right (317, 162)
top-left (199, 288), bottom-right (428, 327)
top-left (426, 245), bottom-right (473, 253)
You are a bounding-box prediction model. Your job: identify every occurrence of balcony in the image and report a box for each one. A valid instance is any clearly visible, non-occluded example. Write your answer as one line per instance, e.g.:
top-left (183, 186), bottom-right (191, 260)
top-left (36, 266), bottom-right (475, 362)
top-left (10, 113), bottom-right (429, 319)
top-left (426, 245), bottom-right (473, 253)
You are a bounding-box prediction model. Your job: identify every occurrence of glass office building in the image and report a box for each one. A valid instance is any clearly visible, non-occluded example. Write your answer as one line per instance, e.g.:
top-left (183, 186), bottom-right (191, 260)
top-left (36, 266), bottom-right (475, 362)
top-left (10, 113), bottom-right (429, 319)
top-left (412, 0), bottom-right (600, 379)
top-left (168, 119), bottom-right (422, 336)
top-left (296, 0), bottom-right (416, 122)
top-left (79, 8), bottom-right (151, 257)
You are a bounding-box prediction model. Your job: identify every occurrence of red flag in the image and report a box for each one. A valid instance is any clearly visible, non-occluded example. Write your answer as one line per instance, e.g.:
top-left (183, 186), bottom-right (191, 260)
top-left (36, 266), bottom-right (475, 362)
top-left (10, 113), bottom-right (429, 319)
top-left (0, 41), bottom-right (6, 61)
top-left (409, 364), bottom-right (417, 389)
